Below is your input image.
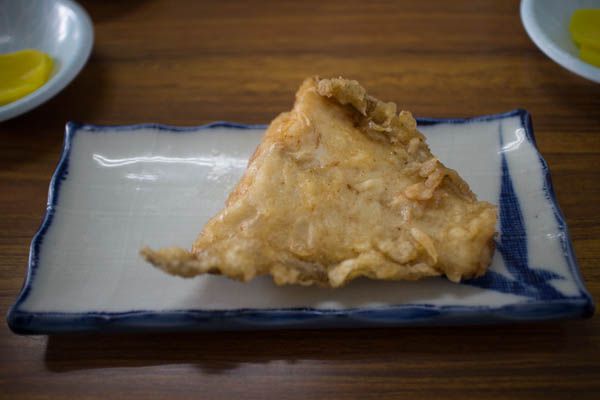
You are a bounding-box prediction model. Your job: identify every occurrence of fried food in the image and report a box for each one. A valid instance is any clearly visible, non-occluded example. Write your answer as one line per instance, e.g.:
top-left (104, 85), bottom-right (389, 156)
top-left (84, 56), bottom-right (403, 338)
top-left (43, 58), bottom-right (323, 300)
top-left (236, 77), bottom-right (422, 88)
top-left (141, 77), bottom-right (497, 287)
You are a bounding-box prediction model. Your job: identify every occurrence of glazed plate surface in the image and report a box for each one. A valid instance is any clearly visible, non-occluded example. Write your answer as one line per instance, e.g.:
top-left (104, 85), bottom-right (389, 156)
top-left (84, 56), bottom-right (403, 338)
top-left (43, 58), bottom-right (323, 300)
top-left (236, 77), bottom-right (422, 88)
top-left (8, 110), bottom-right (594, 333)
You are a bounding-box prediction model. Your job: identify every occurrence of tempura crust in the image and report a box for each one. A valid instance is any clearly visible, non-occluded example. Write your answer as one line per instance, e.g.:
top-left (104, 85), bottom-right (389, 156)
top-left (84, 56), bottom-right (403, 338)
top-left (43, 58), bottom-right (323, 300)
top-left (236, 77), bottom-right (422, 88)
top-left (142, 77), bottom-right (497, 287)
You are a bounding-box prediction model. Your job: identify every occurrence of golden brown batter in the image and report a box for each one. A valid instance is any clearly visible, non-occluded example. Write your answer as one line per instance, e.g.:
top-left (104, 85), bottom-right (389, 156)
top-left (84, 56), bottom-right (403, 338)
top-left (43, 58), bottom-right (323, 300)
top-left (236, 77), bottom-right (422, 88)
top-left (142, 77), bottom-right (497, 287)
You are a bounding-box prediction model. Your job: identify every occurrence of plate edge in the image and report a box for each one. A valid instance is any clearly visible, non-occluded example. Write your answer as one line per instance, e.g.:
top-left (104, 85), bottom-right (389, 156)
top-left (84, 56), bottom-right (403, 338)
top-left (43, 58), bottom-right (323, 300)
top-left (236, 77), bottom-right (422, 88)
top-left (8, 298), bottom-right (594, 334)
top-left (517, 109), bottom-right (595, 313)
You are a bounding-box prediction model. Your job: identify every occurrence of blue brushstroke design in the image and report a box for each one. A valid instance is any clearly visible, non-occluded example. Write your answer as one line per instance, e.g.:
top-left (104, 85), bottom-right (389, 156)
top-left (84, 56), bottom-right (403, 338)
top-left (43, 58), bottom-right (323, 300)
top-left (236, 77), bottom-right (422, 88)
top-left (465, 121), bottom-right (567, 300)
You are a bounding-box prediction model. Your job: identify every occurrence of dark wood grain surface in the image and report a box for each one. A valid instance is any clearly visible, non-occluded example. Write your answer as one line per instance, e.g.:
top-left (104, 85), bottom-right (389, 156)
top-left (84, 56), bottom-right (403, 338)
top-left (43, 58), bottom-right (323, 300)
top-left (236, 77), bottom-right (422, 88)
top-left (1, 1), bottom-right (599, 399)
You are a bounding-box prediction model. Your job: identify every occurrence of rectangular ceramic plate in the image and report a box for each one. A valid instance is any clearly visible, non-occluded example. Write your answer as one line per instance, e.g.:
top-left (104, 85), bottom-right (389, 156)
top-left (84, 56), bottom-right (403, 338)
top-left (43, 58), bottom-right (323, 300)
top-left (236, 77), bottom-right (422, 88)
top-left (8, 110), bottom-right (594, 333)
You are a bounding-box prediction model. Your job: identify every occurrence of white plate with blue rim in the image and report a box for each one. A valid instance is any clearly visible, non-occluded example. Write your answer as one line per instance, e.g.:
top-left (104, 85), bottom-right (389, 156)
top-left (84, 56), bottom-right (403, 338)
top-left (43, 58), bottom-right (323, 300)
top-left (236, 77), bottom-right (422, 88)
top-left (0, 0), bottom-right (94, 122)
top-left (7, 110), bottom-right (594, 333)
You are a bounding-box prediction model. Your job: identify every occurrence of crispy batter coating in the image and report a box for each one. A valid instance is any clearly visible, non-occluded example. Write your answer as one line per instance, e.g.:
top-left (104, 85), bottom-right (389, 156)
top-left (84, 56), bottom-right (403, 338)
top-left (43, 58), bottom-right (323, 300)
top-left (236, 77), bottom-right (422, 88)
top-left (141, 77), bottom-right (497, 287)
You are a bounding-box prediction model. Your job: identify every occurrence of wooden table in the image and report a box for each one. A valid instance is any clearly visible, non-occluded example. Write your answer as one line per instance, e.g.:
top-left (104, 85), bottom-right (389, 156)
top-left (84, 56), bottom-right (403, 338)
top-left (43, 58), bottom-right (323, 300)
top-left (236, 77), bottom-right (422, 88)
top-left (2, 1), bottom-right (599, 398)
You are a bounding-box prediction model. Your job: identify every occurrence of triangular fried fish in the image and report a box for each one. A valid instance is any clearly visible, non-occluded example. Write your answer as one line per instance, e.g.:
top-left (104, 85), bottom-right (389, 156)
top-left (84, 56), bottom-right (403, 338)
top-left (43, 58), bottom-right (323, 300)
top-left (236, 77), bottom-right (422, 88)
top-left (141, 77), bottom-right (497, 287)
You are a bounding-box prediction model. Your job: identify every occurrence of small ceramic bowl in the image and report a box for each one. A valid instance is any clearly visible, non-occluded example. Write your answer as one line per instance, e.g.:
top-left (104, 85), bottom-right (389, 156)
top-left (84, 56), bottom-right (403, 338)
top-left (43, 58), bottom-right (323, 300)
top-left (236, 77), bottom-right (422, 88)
top-left (521, 0), bottom-right (600, 83)
top-left (0, 0), bottom-right (94, 122)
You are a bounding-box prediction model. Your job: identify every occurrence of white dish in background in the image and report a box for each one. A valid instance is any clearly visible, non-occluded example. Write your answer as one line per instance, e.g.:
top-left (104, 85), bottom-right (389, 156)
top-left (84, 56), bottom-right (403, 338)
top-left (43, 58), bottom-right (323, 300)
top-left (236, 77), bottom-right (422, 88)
top-left (0, 0), bottom-right (94, 122)
top-left (521, 0), bottom-right (600, 83)
top-left (7, 112), bottom-right (594, 333)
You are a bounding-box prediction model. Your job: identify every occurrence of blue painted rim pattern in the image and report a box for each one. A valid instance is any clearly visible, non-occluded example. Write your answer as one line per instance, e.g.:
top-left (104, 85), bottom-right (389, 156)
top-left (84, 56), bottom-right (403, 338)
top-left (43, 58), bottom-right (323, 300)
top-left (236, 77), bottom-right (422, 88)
top-left (6, 110), bottom-right (594, 334)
